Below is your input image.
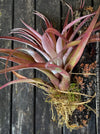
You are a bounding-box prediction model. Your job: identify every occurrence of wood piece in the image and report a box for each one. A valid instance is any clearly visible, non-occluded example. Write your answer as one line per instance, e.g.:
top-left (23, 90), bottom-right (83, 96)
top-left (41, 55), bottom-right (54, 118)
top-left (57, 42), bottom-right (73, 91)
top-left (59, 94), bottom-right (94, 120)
top-left (62, 0), bottom-right (97, 134)
top-left (0, 0), bottom-right (12, 133)
top-left (96, 38), bottom-right (100, 134)
top-left (93, 0), bottom-right (100, 10)
top-left (95, 0), bottom-right (100, 132)
top-left (11, 1), bottom-right (35, 134)
top-left (0, 0), bottom-right (99, 134)
top-left (35, 0), bottom-right (62, 134)
top-left (84, 1), bottom-right (99, 134)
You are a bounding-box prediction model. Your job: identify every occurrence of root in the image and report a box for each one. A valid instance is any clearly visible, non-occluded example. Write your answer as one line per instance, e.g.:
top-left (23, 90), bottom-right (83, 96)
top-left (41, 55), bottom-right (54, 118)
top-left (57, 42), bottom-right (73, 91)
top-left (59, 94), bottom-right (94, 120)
top-left (46, 88), bottom-right (96, 131)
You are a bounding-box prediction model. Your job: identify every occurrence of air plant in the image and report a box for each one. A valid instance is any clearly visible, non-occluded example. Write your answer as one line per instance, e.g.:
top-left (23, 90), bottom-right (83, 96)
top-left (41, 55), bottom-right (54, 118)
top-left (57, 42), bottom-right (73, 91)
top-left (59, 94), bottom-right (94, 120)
top-left (0, 1), bottom-right (100, 130)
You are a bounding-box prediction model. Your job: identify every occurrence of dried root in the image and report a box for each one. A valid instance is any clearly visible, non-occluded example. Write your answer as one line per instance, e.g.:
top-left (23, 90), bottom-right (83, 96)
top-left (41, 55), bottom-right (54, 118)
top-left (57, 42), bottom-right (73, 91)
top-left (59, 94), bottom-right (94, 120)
top-left (45, 85), bottom-right (96, 131)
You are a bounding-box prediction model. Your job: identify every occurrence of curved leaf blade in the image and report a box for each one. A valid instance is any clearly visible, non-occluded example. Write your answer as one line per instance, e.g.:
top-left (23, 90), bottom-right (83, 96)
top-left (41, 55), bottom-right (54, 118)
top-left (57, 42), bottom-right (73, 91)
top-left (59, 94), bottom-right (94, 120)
top-left (65, 7), bottom-right (100, 71)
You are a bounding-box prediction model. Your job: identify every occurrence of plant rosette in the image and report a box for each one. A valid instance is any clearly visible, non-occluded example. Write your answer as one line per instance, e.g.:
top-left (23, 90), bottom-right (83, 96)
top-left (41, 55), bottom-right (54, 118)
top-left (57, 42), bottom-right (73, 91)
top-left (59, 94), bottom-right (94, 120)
top-left (0, 1), bottom-right (100, 130)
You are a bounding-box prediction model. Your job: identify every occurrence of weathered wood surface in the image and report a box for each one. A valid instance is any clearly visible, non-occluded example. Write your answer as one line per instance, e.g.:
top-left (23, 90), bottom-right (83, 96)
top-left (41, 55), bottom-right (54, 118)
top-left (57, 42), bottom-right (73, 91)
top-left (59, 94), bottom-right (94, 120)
top-left (35, 1), bottom-right (62, 134)
top-left (0, 0), bottom-right (100, 134)
top-left (0, 0), bottom-right (12, 133)
top-left (12, 1), bottom-right (35, 134)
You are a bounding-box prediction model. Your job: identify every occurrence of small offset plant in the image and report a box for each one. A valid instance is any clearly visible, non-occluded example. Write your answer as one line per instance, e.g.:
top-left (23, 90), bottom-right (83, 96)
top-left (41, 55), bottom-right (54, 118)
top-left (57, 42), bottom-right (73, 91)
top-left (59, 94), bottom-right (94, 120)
top-left (0, 0), bottom-right (100, 130)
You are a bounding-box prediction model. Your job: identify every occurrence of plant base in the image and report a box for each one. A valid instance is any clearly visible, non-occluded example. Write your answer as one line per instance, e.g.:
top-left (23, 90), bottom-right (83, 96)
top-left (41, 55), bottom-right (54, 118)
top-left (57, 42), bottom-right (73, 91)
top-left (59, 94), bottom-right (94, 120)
top-left (45, 88), bottom-right (96, 131)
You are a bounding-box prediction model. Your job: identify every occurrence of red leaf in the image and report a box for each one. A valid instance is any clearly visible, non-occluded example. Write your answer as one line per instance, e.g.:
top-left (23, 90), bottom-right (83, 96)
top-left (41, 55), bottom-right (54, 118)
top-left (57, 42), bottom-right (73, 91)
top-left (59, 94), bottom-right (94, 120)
top-left (46, 28), bottom-right (66, 41)
top-left (65, 6), bottom-right (100, 71)
top-left (62, 13), bottom-right (95, 34)
top-left (20, 19), bottom-right (42, 40)
top-left (42, 33), bottom-right (57, 58)
top-left (0, 78), bottom-right (50, 91)
top-left (0, 63), bottom-right (46, 74)
top-left (11, 28), bottom-right (42, 47)
top-left (0, 36), bottom-right (50, 61)
top-left (45, 63), bottom-right (70, 90)
top-left (0, 48), bottom-right (34, 61)
top-left (17, 48), bottom-right (46, 63)
top-left (0, 36), bottom-right (39, 48)
top-left (33, 11), bottom-right (51, 28)
top-left (63, 9), bottom-right (70, 28)
top-left (0, 56), bottom-right (33, 64)
top-left (69, 15), bottom-right (92, 41)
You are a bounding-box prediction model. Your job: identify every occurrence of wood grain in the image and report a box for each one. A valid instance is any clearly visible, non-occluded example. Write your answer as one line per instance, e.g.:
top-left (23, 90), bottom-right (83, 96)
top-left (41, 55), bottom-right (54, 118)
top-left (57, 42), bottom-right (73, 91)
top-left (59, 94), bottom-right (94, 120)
top-left (0, 0), bottom-right (99, 134)
top-left (35, 0), bottom-right (62, 134)
top-left (62, 0), bottom-right (97, 134)
top-left (11, 1), bottom-right (35, 134)
top-left (95, 1), bottom-right (100, 134)
top-left (0, 0), bottom-right (12, 133)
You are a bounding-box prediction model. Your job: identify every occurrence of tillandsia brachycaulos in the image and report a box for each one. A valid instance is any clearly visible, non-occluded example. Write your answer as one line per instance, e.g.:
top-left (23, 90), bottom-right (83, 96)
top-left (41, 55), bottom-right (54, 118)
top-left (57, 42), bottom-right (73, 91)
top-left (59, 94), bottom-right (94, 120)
top-left (0, 0), bottom-right (100, 130)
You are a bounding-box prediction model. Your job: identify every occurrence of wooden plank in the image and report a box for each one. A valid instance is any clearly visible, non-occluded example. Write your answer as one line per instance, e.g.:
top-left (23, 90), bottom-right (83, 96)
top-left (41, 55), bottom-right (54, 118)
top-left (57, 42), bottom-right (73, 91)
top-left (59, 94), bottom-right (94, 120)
top-left (78, 18), bottom-right (96, 134)
top-left (84, 1), bottom-right (98, 133)
top-left (11, 1), bottom-right (35, 134)
top-left (89, 2), bottom-right (100, 134)
top-left (62, 0), bottom-right (97, 134)
top-left (94, 1), bottom-right (100, 134)
top-left (96, 35), bottom-right (100, 134)
top-left (93, 0), bottom-right (100, 10)
top-left (0, 0), bottom-right (12, 133)
top-left (35, 0), bottom-right (62, 134)
top-left (62, 0), bottom-right (83, 133)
